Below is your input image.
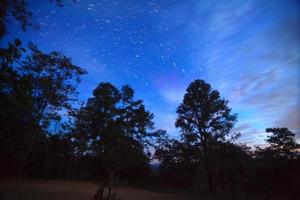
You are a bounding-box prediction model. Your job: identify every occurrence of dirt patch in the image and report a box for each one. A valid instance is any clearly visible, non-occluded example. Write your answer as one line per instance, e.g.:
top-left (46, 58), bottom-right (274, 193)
top-left (0, 179), bottom-right (199, 200)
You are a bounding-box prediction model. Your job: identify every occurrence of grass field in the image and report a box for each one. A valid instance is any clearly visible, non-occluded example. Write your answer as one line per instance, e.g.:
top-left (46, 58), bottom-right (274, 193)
top-left (0, 179), bottom-right (202, 200)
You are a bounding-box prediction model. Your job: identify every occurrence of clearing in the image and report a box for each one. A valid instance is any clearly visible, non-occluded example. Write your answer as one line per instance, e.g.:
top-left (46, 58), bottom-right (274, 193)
top-left (0, 179), bottom-right (200, 200)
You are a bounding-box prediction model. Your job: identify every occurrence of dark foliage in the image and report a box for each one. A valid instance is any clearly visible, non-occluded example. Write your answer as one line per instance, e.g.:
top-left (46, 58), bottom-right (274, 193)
top-left (0, 0), bottom-right (76, 39)
top-left (155, 80), bottom-right (300, 200)
top-left (68, 82), bottom-right (164, 198)
top-left (0, 39), bottom-right (85, 177)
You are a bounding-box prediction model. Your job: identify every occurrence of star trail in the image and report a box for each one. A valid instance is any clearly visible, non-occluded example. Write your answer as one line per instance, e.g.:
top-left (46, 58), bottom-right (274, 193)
top-left (3, 0), bottom-right (300, 145)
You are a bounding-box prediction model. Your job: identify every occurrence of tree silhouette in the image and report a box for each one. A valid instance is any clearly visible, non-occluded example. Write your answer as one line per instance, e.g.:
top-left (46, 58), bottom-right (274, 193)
top-left (155, 136), bottom-right (199, 188)
top-left (0, 39), bottom-right (34, 176)
top-left (254, 128), bottom-right (300, 199)
top-left (175, 79), bottom-right (237, 194)
top-left (0, 0), bottom-right (76, 39)
top-left (0, 0), bottom-right (33, 38)
top-left (265, 128), bottom-right (299, 159)
top-left (0, 40), bottom-right (85, 176)
top-left (21, 43), bottom-right (86, 128)
top-left (72, 82), bottom-right (163, 200)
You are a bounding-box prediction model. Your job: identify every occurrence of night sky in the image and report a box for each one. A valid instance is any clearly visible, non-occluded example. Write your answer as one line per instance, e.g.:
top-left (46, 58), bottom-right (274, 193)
top-left (3, 0), bottom-right (300, 145)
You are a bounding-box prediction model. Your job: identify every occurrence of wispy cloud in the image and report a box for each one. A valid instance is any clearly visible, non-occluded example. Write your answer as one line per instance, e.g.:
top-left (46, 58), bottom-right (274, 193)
top-left (154, 111), bottom-right (179, 139)
top-left (187, 0), bottom-right (300, 142)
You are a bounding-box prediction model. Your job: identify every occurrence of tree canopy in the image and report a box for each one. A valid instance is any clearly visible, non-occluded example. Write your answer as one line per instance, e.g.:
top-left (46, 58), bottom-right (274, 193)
top-left (0, 39), bottom-right (85, 176)
top-left (176, 79), bottom-right (237, 146)
top-left (0, 0), bottom-right (75, 39)
top-left (265, 128), bottom-right (300, 158)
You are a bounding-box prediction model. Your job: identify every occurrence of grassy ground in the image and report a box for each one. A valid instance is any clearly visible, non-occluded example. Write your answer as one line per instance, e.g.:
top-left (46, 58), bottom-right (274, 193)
top-left (0, 179), bottom-right (202, 200)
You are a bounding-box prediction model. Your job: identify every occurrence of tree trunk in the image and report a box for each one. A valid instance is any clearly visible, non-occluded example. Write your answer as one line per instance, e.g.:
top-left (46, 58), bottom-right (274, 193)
top-left (94, 187), bottom-right (104, 200)
top-left (18, 127), bottom-right (36, 177)
top-left (19, 106), bottom-right (46, 177)
top-left (230, 183), bottom-right (236, 200)
top-left (108, 171), bottom-right (115, 200)
top-left (203, 141), bottom-right (214, 195)
top-left (207, 169), bottom-right (214, 194)
top-left (66, 155), bottom-right (73, 180)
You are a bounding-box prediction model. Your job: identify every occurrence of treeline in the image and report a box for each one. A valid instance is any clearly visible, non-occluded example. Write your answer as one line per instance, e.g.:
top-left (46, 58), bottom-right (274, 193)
top-left (0, 40), bottom-right (162, 183)
top-left (1, 40), bottom-right (299, 200)
top-left (154, 80), bottom-right (300, 200)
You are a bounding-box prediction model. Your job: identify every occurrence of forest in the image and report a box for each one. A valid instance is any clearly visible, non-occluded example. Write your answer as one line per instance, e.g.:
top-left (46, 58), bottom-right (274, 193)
top-left (0, 1), bottom-right (300, 200)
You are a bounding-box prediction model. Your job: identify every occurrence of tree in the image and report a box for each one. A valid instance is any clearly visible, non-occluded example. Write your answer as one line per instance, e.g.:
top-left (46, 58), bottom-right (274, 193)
top-left (176, 79), bottom-right (237, 145)
top-left (253, 128), bottom-right (300, 199)
top-left (20, 42), bottom-right (86, 129)
top-left (0, 39), bottom-right (34, 176)
top-left (0, 40), bottom-right (86, 176)
top-left (0, 0), bottom-right (33, 38)
top-left (0, 0), bottom-right (75, 39)
top-left (175, 79), bottom-right (237, 194)
top-left (72, 82), bottom-right (163, 200)
top-left (155, 136), bottom-right (199, 188)
top-left (265, 128), bottom-right (299, 159)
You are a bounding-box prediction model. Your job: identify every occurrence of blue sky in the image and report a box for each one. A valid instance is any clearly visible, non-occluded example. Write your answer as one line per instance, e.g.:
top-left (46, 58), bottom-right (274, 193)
top-left (3, 0), bottom-right (300, 145)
